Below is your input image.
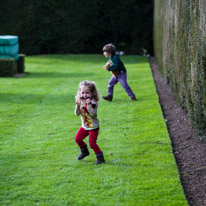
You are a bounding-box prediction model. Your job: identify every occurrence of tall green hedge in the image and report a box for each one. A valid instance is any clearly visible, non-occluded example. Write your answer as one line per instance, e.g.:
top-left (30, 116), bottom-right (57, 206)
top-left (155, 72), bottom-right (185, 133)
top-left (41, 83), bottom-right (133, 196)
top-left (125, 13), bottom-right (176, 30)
top-left (0, 0), bottom-right (153, 55)
top-left (154, 0), bottom-right (206, 135)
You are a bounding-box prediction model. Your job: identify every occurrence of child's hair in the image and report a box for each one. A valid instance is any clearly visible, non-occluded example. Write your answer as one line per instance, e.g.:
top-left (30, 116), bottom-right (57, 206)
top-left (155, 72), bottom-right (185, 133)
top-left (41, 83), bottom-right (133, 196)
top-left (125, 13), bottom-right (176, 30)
top-left (103, 43), bottom-right (116, 55)
top-left (75, 80), bottom-right (100, 102)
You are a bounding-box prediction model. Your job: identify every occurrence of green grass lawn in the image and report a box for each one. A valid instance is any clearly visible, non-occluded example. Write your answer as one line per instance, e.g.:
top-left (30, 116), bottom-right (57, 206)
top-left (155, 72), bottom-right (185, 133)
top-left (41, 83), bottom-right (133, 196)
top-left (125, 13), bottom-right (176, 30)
top-left (0, 54), bottom-right (188, 206)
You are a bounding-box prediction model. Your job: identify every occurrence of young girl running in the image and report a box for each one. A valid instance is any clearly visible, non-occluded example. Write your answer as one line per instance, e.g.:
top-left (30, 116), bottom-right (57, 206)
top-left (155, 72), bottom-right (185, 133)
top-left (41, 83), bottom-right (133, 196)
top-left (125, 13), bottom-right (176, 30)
top-left (74, 80), bottom-right (105, 164)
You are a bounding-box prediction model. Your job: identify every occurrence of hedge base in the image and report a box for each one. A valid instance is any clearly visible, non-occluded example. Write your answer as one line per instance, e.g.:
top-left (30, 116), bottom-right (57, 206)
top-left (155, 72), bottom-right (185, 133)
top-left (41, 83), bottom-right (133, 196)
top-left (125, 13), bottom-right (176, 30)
top-left (0, 58), bottom-right (17, 77)
top-left (17, 54), bottom-right (25, 73)
top-left (0, 53), bottom-right (26, 77)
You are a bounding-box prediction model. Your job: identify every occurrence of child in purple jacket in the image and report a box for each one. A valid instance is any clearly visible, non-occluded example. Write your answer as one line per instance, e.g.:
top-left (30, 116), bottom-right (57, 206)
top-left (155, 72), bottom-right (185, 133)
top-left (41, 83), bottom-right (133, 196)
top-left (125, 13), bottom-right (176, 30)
top-left (102, 43), bottom-right (136, 101)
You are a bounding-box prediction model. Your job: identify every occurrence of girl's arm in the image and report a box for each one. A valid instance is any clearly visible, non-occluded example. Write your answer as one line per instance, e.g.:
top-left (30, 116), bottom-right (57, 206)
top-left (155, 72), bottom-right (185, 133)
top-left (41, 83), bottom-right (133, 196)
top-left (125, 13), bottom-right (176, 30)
top-left (86, 101), bottom-right (97, 117)
top-left (74, 104), bottom-right (81, 116)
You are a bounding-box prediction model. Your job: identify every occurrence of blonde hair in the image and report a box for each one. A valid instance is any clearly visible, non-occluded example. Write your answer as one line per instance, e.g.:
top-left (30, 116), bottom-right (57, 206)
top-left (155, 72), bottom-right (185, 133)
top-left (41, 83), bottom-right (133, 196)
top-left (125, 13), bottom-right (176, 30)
top-left (75, 80), bottom-right (100, 102)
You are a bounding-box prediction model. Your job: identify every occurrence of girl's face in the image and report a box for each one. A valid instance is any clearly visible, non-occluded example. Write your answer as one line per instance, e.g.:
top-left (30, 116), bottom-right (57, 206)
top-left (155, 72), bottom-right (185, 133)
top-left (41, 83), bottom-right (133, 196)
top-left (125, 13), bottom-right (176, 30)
top-left (103, 51), bottom-right (111, 58)
top-left (80, 86), bottom-right (91, 99)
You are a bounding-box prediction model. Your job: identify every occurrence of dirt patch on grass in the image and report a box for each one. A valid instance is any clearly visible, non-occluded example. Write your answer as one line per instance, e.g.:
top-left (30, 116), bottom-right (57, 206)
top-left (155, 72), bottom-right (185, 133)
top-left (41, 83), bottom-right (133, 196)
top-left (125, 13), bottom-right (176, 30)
top-left (149, 57), bottom-right (206, 206)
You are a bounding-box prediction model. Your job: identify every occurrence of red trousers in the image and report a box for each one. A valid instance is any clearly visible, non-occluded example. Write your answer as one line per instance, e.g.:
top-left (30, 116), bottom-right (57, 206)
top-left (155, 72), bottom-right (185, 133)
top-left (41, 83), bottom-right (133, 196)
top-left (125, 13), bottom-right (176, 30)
top-left (75, 127), bottom-right (102, 154)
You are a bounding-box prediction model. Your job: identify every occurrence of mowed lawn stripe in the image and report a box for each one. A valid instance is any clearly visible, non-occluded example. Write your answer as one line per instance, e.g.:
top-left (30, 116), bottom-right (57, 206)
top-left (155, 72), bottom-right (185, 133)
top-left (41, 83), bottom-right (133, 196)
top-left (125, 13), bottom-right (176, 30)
top-left (0, 55), bottom-right (187, 206)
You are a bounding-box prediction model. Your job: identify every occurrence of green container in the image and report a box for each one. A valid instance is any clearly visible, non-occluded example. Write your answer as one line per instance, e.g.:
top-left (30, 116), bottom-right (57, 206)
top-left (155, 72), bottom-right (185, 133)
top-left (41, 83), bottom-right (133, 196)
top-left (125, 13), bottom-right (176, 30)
top-left (0, 35), bottom-right (19, 60)
top-left (0, 44), bottom-right (19, 56)
top-left (0, 35), bottom-right (18, 45)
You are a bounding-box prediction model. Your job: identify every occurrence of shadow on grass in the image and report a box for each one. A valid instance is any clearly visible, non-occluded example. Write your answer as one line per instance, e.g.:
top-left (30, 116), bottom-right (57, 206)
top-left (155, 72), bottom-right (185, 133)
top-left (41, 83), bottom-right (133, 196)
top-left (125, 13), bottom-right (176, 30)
top-left (23, 72), bottom-right (95, 79)
top-left (0, 93), bottom-right (144, 105)
top-left (27, 54), bottom-right (148, 65)
top-left (74, 158), bottom-right (137, 168)
top-left (0, 93), bottom-right (74, 105)
top-left (101, 98), bottom-right (143, 103)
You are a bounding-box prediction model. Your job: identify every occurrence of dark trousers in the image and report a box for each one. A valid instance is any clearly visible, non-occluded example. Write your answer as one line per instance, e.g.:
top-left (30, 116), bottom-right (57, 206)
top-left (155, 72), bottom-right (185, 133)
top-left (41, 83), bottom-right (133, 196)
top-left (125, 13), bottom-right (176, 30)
top-left (108, 72), bottom-right (135, 98)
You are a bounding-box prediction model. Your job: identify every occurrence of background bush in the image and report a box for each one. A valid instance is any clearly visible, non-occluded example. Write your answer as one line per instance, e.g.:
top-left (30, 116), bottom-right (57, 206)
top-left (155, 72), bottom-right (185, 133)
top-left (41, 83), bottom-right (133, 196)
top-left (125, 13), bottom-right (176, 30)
top-left (154, 0), bottom-right (206, 135)
top-left (0, 0), bottom-right (153, 55)
top-left (0, 58), bottom-right (16, 77)
top-left (17, 54), bottom-right (25, 73)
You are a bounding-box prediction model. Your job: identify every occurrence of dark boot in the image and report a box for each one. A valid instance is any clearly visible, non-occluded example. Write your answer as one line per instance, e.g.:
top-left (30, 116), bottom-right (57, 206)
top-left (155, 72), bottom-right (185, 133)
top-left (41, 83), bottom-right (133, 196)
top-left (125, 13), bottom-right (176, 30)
top-left (95, 152), bottom-right (105, 164)
top-left (77, 145), bottom-right (90, 160)
top-left (102, 95), bottom-right (113, 101)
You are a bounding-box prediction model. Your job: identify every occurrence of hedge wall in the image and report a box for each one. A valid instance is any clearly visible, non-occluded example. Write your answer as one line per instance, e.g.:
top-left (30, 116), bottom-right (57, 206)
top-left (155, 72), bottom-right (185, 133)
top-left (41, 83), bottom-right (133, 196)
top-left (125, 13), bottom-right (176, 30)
top-left (154, 0), bottom-right (206, 135)
top-left (0, 0), bottom-right (153, 55)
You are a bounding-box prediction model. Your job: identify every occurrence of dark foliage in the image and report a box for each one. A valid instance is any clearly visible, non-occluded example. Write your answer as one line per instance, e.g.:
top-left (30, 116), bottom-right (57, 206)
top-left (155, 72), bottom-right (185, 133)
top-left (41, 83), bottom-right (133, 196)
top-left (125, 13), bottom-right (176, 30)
top-left (0, 0), bottom-right (153, 55)
top-left (17, 54), bottom-right (25, 73)
top-left (0, 59), bottom-right (16, 77)
top-left (154, 0), bottom-right (206, 135)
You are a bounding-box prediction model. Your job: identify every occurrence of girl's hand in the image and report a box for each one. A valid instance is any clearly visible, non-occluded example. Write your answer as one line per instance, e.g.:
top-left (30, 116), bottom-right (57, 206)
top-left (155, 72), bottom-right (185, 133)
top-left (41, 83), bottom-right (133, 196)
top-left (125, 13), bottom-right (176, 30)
top-left (76, 101), bottom-right (81, 106)
top-left (86, 98), bottom-right (91, 104)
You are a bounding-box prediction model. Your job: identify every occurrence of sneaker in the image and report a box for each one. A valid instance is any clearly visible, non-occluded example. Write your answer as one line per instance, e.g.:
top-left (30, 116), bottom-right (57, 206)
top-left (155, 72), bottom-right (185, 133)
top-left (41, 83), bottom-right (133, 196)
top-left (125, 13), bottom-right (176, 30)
top-left (131, 97), bottom-right (137, 101)
top-left (102, 95), bottom-right (113, 101)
